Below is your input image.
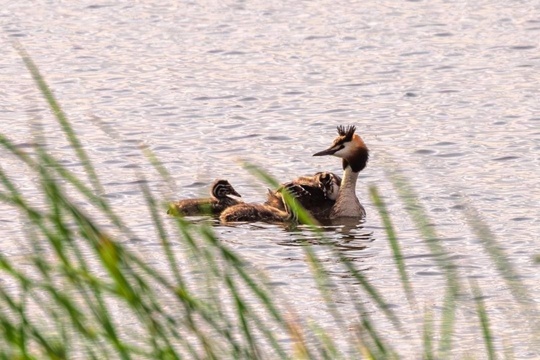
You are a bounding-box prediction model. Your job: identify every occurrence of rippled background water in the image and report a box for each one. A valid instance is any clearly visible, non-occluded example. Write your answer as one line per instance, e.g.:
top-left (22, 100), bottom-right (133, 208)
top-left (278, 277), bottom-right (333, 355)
top-left (2, 0), bottom-right (540, 357)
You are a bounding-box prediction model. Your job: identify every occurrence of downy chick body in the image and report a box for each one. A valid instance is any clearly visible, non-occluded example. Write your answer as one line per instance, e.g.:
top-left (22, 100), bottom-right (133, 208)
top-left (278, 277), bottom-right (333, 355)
top-left (168, 179), bottom-right (241, 216)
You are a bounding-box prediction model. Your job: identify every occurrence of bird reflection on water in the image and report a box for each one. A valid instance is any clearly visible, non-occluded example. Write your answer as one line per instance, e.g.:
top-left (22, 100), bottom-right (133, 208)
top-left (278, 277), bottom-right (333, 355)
top-left (208, 215), bottom-right (374, 253)
top-left (277, 218), bottom-right (374, 254)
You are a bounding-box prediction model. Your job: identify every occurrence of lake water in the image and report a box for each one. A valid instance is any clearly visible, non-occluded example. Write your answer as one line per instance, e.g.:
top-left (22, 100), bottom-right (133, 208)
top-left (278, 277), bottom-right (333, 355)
top-left (2, 0), bottom-right (539, 358)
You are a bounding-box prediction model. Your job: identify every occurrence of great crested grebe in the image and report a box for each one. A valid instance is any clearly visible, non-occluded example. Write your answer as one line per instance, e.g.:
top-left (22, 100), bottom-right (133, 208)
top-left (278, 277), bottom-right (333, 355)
top-left (313, 125), bottom-right (369, 219)
top-left (167, 179), bottom-right (242, 216)
top-left (265, 171), bottom-right (342, 220)
top-left (220, 172), bottom-right (339, 224)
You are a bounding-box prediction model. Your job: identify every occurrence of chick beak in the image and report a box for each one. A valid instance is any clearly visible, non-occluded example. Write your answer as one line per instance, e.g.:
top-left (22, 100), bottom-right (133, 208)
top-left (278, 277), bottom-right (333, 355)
top-left (230, 189), bottom-right (241, 197)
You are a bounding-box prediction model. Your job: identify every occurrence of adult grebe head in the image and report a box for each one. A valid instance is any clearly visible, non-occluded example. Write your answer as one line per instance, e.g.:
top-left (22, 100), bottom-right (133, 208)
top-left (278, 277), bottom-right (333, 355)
top-left (313, 125), bottom-right (369, 173)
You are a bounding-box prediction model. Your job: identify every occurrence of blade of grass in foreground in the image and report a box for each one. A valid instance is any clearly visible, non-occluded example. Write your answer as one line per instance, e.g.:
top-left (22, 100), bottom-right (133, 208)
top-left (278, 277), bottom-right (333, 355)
top-left (385, 165), bottom-right (459, 357)
top-left (6, 134), bottom-right (123, 232)
top-left (243, 161), bottom-right (320, 228)
top-left (305, 321), bottom-right (341, 360)
top-left (465, 205), bottom-right (533, 305)
top-left (14, 42), bottom-right (103, 196)
top-left (422, 307), bottom-right (435, 360)
top-left (369, 185), bottom-right (415, 305)
top-left (470, 280), bottom-right (495, 360)
top-left (465, 204), bottom-right (540, 352)
top-left (349, 297), bottom-right (399, 359)
top-left (138, 170), bottom-right (184, 287)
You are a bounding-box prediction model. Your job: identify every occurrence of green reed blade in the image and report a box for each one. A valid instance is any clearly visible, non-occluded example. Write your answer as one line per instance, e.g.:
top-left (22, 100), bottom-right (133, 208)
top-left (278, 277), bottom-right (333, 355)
top-left (0, 131), bottom-right (128, 243)
top-left (470, 280), bottom-right (495, 360)
top-left (14, 42), bottom-right (103, 196)
top-left (385, 166), bottom-right (459, 357)
top-left (125, 234), bottom-right (250, 358)
top-left (32, 156), bottom-right (133, 355)
top-left (223, 274), bottom-right (262, 359)
top-left (350, 293), bottom-right (399, 359)
top-left (438, 284), bottom-right (457, 357)
top-left (0, 278), bottom-right (69, 359)
top-left (465, 205), bottom-right (533, 304)
top-left (303, 243), bottom-right (347, 329)
top-left (140, 144), bottom-right (177, 195)
top-left (422, 307), bottom-right (435, 360)
top-left (385, 167), bottom-right (459, 289)
top-left (369, 185), bottom-right (415, 304)
top-left (465, 203), bottom-right (539, 347)
top-left (243, 161), bottom-right (321, 227)
top-left (306, 321), bottom-right (341, 360)
top-left (242, 162), bottom-right (281, 189)
top-left (137, 172), bottom-right (183, 287)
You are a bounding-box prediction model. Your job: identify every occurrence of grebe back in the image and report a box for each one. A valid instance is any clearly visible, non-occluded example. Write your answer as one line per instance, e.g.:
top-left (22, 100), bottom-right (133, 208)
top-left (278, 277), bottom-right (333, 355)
top-left (265, 171), bottom-right (341, 221)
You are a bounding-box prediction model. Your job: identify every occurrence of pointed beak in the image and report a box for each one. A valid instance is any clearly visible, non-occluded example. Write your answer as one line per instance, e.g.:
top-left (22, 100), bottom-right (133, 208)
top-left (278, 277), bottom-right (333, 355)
top-left (230, 189), bottom-right (242, 198)
top-left (313, 147), bottom-right (338, 156)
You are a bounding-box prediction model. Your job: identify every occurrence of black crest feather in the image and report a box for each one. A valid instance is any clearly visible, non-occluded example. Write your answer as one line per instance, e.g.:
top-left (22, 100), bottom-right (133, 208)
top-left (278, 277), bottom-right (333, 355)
top-left (336, 125), bottom-right (356, 141)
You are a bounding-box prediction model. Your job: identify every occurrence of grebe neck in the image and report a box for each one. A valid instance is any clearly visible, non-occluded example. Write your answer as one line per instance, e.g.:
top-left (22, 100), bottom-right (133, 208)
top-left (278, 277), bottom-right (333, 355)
top-left (331, 166), bottom-right (364, 218)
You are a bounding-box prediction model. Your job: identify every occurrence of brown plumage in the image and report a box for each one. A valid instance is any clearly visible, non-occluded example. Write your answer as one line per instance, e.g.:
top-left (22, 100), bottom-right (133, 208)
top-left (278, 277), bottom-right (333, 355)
top-left (168, 179), bottom-right (241, 216)
top-left (265, 171), bottom-right (342, 221)
top-left (219, 203), bottom-right (293, 224)
top-left (220, 172), bottom-right (340, 224)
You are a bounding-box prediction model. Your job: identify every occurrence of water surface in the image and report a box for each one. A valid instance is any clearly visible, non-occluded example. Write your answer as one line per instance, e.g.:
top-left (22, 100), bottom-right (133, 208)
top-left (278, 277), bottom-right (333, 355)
top-left (1, 0), bottom-right (539, 357)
